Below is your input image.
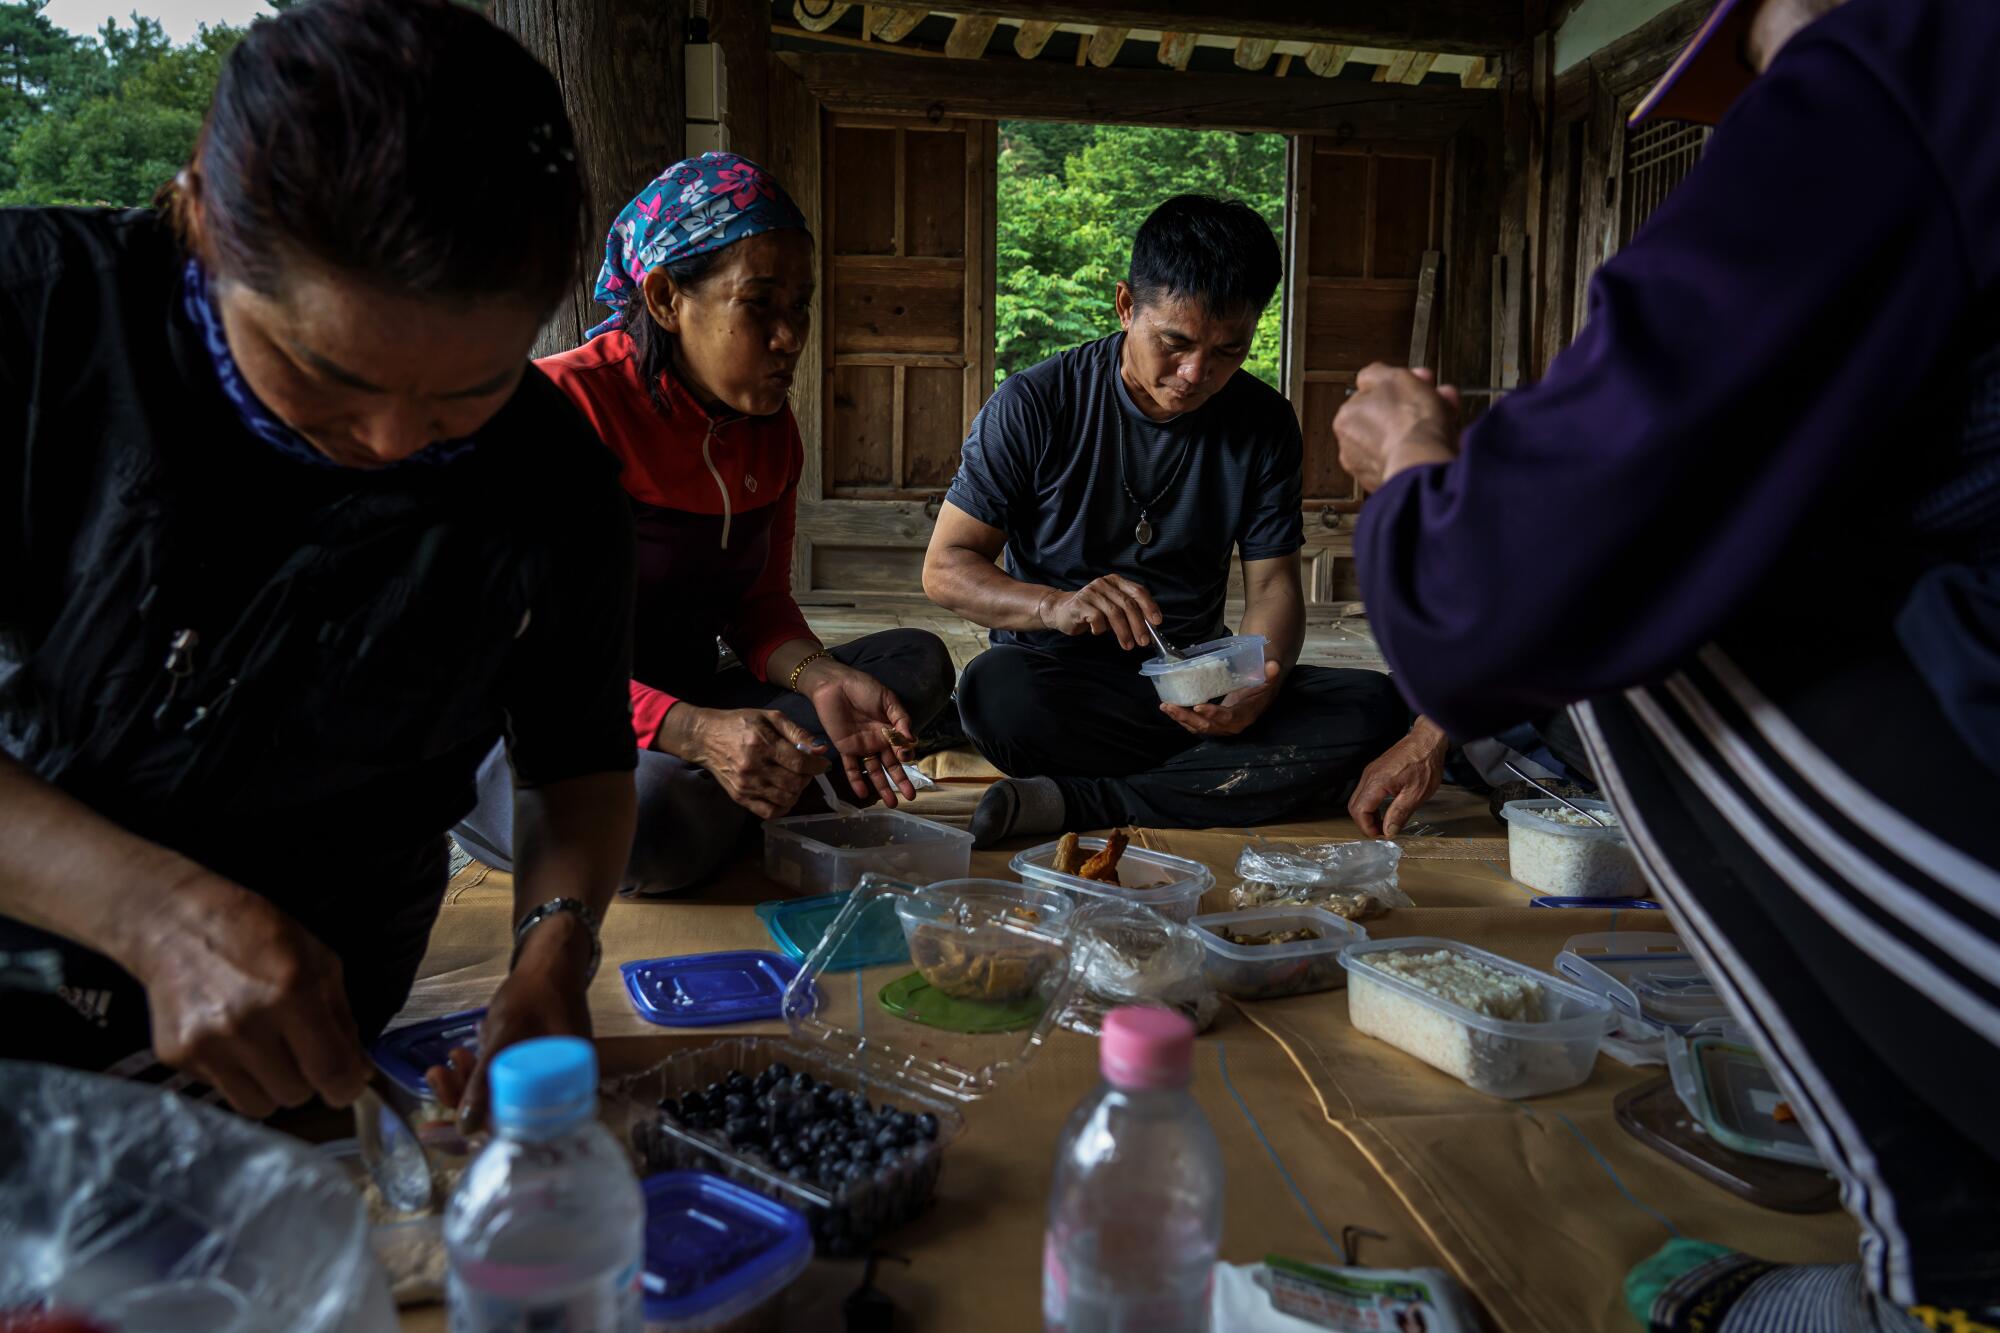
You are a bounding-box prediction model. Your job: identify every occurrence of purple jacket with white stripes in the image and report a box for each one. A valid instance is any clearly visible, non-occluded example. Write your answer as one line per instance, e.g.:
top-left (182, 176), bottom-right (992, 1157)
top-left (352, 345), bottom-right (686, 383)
top-left (1356, 0), bottom-right (2000, 767)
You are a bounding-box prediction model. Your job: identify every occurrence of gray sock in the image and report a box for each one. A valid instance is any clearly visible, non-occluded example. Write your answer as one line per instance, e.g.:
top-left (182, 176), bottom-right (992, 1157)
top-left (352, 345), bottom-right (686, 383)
top-left (970, 776), bottom-right (1066, 849)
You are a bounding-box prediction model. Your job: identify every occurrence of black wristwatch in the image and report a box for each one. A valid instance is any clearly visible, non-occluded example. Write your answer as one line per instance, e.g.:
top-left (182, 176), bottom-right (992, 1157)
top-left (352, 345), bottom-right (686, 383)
top-left (510, 897), bottom-right (602, 985)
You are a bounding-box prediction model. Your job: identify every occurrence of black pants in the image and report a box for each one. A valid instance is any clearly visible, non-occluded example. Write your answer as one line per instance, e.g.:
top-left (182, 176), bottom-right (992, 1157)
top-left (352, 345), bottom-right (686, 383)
top-left (0, 837), bottom-right (448, 1076)
top-left (1576, 632), bottom-right (2000, 1308)
top-left (956, 645), bottom-right (1408, 828)
top-left (455, 628), bottom-right (957, 893)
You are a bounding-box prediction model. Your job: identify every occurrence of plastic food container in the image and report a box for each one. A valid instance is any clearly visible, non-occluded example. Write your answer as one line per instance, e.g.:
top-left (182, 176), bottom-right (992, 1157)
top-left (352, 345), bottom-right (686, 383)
top-left (1190, 905), bottom-right (1367, 1000)
top-left (622, 951), bottom-right (812, 1027)
top-left (1011, 837), bottom-right (1215, 922)
top-left (370, 1007), bottom-right (484, 1099)
top-left (895, 879), bottom-right (1075, 1004)
top-left (1339, 937), bottom-right (1615, 1098)
top-left (1555, 931), bottom-right (1728, 1033)
top-left (321, 1126), bottom-right (475, 1307)
top-left (756, 891), bottom-right (909, 971)
top-left (762, 809), bottom-right (972, 895)
top-left (1501, 799), bottom-right (1646, 898)
top-left (1138, 634), bottom-right (1268, 706)
top-left (1666, 1019), bottom-right (1824, 1167)
top-left (605, 876), bottom-right (1080, 1256)
top-left (640, 1171), bottom-right (812, 1332)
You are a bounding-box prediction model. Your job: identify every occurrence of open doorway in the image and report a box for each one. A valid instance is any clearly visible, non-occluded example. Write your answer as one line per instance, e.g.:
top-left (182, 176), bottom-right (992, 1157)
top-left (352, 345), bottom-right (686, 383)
top-left (994, 122), bottom-right (1288, 390)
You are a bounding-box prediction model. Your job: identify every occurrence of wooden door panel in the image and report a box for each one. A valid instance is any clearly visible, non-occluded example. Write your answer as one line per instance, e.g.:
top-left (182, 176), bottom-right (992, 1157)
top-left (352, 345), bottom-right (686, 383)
top-left (1298, 380), bottom-right (1352, 502)
top-left (828, 260), bottom-right (966, 355)
top-left (901, 365), bottom-right (965, 490)
top-left (827, 364), bottom-right (895, 488)
top-left (904, 129), bottom-right (968, 258)
top-left (1372, 155), bottom-right (1439, 278)
top-left (831, 127), bottom-right (897, 254)
top-left (1306, 153), bottom-right (1370, 278)
top-left (1303, 285), bottom-right (1418, 372)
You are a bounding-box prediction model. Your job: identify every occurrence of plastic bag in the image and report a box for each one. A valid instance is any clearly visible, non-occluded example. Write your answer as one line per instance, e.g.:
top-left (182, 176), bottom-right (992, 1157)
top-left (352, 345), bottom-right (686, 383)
top-left (0, 1060), bottom-right (395, 1332)
top-left (1228, 837), bottom-right (1412, 918)
top-left (1061, 901), bottom-right (1220, 1036)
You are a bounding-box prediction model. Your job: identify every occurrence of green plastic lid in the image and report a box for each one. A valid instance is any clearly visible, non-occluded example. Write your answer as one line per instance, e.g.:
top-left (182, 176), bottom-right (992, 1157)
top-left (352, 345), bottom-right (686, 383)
top-left (877, 971), bottom-right (1049, 1034)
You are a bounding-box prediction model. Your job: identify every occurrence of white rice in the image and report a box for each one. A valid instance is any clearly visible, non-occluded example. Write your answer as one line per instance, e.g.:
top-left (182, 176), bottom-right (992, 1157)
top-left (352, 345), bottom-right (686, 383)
top-left (1507, 811), bottom-right (1644, 898)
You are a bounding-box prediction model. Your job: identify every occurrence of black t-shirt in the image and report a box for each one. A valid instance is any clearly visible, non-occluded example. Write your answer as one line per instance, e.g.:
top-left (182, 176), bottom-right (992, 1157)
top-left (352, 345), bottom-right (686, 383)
top-left (945, 333), bottom-right (1303, 664)
top-left (0, 207), bottom-right (636, 904)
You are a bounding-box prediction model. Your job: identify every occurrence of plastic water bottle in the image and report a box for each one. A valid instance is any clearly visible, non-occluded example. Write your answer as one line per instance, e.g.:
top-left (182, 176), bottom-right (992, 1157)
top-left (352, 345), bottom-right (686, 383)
top-left (445, 1036), bottom-right (645, 1332)
top-left (1043, 1007), bottom-right (1224, 1333)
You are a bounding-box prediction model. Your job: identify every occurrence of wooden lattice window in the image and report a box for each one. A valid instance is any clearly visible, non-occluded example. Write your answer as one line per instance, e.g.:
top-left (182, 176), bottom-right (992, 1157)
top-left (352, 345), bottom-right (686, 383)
top-left (1619, 119), bottom-right (1710, 246)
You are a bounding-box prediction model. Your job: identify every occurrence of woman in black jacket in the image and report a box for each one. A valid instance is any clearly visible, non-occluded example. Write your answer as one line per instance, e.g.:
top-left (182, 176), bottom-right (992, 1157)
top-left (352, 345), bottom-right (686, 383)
top-left (0, 0), bottom-right (637, 1129)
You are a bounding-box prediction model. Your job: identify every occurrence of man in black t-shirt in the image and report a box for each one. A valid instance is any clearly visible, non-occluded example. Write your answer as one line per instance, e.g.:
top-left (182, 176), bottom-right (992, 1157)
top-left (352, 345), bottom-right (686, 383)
top-left (924, 195), bottom-right (1449, 844)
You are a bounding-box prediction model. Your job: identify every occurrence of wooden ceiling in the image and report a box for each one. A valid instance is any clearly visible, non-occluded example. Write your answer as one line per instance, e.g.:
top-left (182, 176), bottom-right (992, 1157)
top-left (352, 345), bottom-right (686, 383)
top-left (782, 4), bottom-right (1507, 87)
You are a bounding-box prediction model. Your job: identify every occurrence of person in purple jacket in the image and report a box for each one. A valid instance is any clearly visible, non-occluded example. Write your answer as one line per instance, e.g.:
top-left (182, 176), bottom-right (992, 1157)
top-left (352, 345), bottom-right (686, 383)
top-left (1337, 0), bottom-right (2000, 1329)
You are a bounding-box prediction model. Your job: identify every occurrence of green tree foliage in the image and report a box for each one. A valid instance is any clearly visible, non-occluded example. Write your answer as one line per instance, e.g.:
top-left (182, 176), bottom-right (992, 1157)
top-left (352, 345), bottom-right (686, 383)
top-left (0, 3), bottom-right (249, 206)
top-left (995, 121), bottom-right (1287, 388)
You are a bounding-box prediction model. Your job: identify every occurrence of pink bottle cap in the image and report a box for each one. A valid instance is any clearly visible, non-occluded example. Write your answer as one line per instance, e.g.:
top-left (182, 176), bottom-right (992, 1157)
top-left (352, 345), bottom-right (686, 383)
top-left (1100, 1006), bottom-right (1196, 1091)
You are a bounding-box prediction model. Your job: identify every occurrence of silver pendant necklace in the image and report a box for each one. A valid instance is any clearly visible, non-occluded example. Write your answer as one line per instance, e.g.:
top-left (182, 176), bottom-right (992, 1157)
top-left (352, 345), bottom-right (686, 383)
top-left (1118, 429), bottom-right (1197, 548)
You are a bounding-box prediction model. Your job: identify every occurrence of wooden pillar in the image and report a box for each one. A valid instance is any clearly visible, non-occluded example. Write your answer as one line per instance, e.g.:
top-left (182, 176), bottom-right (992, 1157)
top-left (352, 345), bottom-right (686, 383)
top-left (493, 0), bottom-right (687, 358)
top-left (709, 0), bottom-right (771, 166)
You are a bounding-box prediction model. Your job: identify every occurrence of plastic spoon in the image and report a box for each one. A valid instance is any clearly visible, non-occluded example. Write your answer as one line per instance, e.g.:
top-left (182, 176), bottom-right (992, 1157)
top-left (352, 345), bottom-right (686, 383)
top-left (798, 741), bottom-right (858, 815)
top-left (354, 1072), bottom-right (436, 1214)
top-left (1145, 621), bottom-right (1185, 664)
top-left (1503, 759), bottom-right (1614, 828)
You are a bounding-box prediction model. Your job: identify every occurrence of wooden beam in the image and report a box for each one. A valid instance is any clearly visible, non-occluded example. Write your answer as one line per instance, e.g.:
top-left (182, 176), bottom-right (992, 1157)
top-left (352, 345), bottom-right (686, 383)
top-left (1374, 50), bottom-right (1419, 83)
top-left (1274, 51), bottom-right (1294, 77)
top-left (1157, 30), bottom-right (1197, 70)
top-left (711, 0), bottom-right (770, 164)
top-left (866, 4), bottom-right (925, 42)
top-left (1408, 250), bottom-right (1440, 368)
top-left (1087, 25), bottom-right (1130, 67)
top-left (772, 20), bottom-right (950, 55)
top-left (1461, 55), bottom-right (1487, 87)
top-left (1013, 18), bottom-right (1058, 58)
top-left (1304, 42), bottom-right (1351, 76)
top-left (1234, 37), bottom-right (1276, 71)
top-left (1400, 51), bottom-right (1439, 84)
top-left (779, 49), bottom-right (1494, 136)
top-left (943, 14), bottom-right (997, 58)
top-left (935, 2), bottom-right (1522, 57)
top-left (790, 0), bottom-right (849, 32)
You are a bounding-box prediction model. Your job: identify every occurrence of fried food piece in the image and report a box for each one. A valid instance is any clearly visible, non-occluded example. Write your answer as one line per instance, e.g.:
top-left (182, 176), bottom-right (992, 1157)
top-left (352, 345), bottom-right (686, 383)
top-left (1052, 832), bottom-right (1088, 877)
top-left (1772, 1100), bottom-right (1796, 1124)
top-left (910, 924), bottom-right (1052, 1002)
top-left (1078, 830), bottom-right (1129, 885)
top-left (1219, 926), bottom-right (1322, 947)
top-left (884, 726), bottom-right (914, 749)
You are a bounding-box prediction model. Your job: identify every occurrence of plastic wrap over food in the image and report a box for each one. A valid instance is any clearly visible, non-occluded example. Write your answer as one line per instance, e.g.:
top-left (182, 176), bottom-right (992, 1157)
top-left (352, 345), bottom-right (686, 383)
top-left (1061, 901), bottom-right (1220, 1036)
top-left (1228, 838), bottom-right (1411, 919)
top-left (0, 1060), bottom-right (396, 1332)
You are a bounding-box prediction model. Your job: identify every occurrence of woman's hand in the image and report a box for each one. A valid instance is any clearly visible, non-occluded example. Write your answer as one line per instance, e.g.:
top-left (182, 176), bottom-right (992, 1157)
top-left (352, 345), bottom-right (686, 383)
top-left (668, 704), bottom-right (830, 819)
top-left (426, 909), bottom-right (595, 1132)
top-left (1334, 365), bottom-right (1463, 493)
top-left (1347, 717), bottom-right (1450, 838)
top-left (131, 872), bottom-right (374, 1118)
top-left (796, 658), bottom-right (919, 806)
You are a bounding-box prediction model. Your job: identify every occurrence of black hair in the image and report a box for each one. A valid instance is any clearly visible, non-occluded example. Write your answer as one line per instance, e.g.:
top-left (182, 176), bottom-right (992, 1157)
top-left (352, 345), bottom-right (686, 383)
top-left (626, 248), bottom-right (732, 416)
top-left (1127, 193), bottom-right (1282, 319)
top-left (175, 0), bottom-right (586, 312)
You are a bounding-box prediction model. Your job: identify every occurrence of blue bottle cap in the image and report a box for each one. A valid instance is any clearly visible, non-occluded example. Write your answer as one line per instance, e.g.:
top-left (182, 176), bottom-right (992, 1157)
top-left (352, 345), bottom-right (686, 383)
top-left (488, 1036), bottom-right (596, 1136)
top-left (620, 951), bottom-right (812, 1027)
top-left (369, 1008), bottom-right (485, 1098)
top-left (755, 892), bottom-right (910, 971)
top-left (640, 1172), bottom-right (812, 1324)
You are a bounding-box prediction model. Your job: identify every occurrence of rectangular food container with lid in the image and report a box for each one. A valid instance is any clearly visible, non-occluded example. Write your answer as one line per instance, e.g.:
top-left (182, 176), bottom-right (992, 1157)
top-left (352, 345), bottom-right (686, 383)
top-left (1010, 837), bottom-right (1214, 922)
top-left (1189, 905), bottom-right (1366, 1000)
top-left (1137, 634), bottom-right (1268, 706)
top-left (1554, 931), bottom-right (1727, 1033)
top-left (762, 809), bottom-right (972, 894)
top-left (1339, 937), bottom-right (1615, 1098)
top-left (1500, 798), bottom-right (1646, 898)
top-left (603, 875), bottom-right (1081, 1255)
top-left (639, 1171), bottom-right (813, 1332)
top-left (1666, 1018), bottom-right (1824, 1167)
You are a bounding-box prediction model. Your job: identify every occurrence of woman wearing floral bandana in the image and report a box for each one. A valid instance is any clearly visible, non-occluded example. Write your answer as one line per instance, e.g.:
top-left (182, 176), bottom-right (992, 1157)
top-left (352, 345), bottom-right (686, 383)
top-left (453, 153), bottom-right (956, 895)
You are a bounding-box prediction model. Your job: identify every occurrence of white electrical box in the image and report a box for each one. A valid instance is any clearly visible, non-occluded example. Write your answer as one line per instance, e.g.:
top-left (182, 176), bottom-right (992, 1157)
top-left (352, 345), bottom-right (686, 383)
top-left (685, 42), bottom-right (722, 121)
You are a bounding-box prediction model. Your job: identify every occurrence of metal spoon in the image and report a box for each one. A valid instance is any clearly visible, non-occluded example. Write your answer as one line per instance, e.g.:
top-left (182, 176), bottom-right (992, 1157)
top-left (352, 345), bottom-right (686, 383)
top-left (1145, 621), bottom-right (1184, 664)
top-left (355, 1072), bottom-right (436, 1215)
top-left (1503, 759), bottom-right (1614, 828)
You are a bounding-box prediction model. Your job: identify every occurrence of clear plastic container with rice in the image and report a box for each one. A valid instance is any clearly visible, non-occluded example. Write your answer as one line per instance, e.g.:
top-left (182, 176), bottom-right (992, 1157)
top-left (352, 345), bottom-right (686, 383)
top-left (1138, 634), bottom-right (1267, 706)
top-left (1339, 938), bottom-right (1615, 1097)
top-left (762, 808), bottom-right (972, 894)
top-left (1501, 798), bottom-right (1645, 898)
top-left (1190, 904), bottom-right (1367, 1000)
top-left (1010, 836), bottom-right (1214, 922)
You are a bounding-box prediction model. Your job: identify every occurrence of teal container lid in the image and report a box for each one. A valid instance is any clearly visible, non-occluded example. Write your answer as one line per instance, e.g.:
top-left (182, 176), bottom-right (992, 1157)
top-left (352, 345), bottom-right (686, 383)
top-left (756, 891), bottom-right (909, 972)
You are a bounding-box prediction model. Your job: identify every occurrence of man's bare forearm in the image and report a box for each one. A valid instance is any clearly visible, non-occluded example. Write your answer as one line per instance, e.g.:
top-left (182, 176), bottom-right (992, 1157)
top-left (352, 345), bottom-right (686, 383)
top-left (511, 770), bottom-right (636, 928)
top-left (922, 546), bottom-right (1054, 632)
top-left (0, 750), bottom-right (198, 974)
top-left (1238, 560), bottom-right (1306, 682)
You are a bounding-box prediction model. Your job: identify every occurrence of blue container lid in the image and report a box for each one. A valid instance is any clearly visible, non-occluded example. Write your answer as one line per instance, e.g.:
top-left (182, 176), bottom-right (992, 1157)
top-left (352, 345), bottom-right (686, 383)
top-left (755, 892), bottom-right (910, 971)
top-left (1530, 896), bottom-right (1661, 909)
top-left (640, 1171), bottom-right (812, 1324)
top-left (621, 951), bottom-right (812, 1027)
top-left (370, 1008), bottom-right (485, 1097)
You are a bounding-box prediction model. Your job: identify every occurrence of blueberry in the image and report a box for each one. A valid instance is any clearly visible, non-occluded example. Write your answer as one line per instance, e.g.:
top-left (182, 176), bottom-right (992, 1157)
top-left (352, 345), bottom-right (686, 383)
top-left (787, 1163), bottom-right (810, 1180)
top-left (774, 1150), bottom-right (797, 1170)
top-left (848, 1139), bottom-right (874, 1162)
top-left (705, 1081), bottom-right (726, 1099)
top-left (656, 1097), bottom-right (680, 1117)
top-left (842, 1160), bottom-right (868, 1183)
top-left (876, 1103), bottom-right (898, 1121)
top-left (916, 1113), bottom-right (939, 1140)
top-left (724, 1115), bottom-right (760, 1143)
top-left (769, 1062), bottom-right (791, 1081)
top-left (722, 1092), bottom-right (751, 1114)
top-left (726, 1069), bottom-right (752, 1089)
top-left (790, 1071), bottom-right (815, 1094)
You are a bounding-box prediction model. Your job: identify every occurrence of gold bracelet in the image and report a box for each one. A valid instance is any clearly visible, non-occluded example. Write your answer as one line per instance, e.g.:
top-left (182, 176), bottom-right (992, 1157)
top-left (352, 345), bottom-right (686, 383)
top-left (787, 649), bottom-right (828, 692)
